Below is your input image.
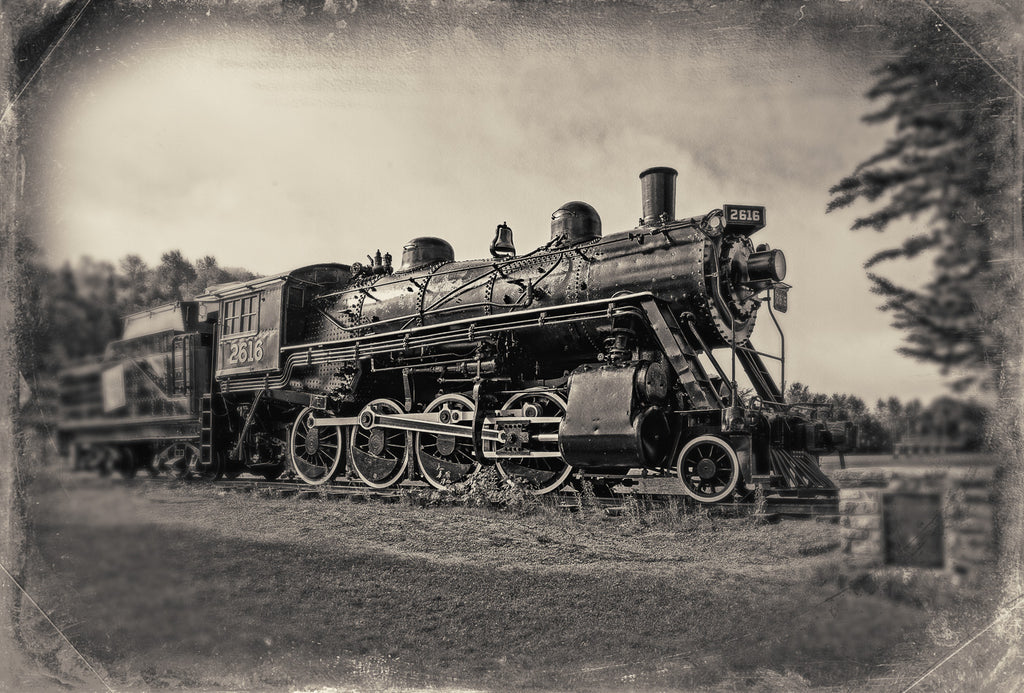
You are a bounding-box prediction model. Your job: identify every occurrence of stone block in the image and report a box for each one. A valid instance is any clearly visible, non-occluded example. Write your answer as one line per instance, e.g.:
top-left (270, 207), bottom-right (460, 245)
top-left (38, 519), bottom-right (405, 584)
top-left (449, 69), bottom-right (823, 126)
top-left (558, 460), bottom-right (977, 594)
top-left (957, 476), bottom-right (994, 490)
top-left (962, 503), bottom-right (994, 522)
top-left (954, 516), bottom-right (993, 535)
top-left (848, 539), bottom-right (883, 557)
top-left (841, 527), bottom-right (869, 541)
top-left (952, 544), bottom-right (994, 564)
top-left (848, 514), bottom-right (882, 530)
top-left (832, 469), bottom-right (891, 488)
top-left (962, 532), bottom-right (992, 549)
top-left (839, 489), bottom-right (863, 501)
top-left (962, 488), bottom-right (993, 503)
top-left (839, 500), bottom-right (880, 515)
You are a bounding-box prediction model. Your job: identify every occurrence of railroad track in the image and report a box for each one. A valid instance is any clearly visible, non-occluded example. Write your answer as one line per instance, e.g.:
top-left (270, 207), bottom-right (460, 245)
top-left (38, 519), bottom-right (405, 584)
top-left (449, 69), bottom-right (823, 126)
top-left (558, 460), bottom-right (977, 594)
top-left (122, 473), bottom-right (839, 519)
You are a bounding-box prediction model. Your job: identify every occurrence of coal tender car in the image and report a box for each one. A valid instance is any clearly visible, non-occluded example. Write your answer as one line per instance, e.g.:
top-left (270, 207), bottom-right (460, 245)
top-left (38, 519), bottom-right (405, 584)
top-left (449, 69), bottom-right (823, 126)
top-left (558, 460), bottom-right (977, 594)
top-left (58, 167), bottom-right (846, 502)
top-left (57, 301), bottom-right (217, 478)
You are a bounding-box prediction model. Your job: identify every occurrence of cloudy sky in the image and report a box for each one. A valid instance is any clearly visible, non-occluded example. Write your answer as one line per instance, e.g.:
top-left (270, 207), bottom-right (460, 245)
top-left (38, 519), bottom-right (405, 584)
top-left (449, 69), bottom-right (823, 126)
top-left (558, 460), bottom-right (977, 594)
top-left (23, 2), bottom-right (959, 404)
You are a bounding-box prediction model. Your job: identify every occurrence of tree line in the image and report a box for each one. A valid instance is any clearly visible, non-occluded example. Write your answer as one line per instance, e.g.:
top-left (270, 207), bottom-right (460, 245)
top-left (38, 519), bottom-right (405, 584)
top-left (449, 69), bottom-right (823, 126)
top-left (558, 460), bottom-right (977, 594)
top-left (784, 382), bottom-right (987, 453)
top-left (18, 250), bottom-right (255, 374)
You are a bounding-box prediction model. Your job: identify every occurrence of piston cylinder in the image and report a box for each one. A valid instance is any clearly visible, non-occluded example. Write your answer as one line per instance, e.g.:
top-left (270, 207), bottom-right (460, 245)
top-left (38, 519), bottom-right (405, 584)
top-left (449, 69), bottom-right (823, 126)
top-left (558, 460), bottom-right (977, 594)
top-left (558, 362), bottom-right (672, 469)
top-left (639, 166), bottom-right (678, 225)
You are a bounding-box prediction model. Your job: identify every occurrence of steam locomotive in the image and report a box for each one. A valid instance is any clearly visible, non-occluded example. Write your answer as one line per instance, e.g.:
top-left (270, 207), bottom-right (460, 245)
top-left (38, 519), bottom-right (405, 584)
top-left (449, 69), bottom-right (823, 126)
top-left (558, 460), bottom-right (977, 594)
top-left (58, 167), bottom-right (844, 502)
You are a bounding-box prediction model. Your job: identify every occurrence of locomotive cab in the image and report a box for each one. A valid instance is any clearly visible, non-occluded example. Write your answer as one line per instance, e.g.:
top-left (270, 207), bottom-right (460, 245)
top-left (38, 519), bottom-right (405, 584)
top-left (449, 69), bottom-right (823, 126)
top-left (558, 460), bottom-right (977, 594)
top-left (200, 264), bottom-right (352, 380)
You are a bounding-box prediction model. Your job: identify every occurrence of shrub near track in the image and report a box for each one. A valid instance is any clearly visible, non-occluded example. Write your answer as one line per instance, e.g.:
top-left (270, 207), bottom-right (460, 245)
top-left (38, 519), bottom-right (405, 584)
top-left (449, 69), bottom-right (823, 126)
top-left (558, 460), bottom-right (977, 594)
top-left (19, 469), bottom-right (993, 691)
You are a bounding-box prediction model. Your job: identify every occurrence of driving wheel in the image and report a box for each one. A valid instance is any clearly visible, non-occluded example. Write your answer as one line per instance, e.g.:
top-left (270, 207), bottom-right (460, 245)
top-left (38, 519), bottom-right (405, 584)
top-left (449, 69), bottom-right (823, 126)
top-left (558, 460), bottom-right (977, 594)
top-left (416, 394), bottom-right (479, 490)
top-left (494, 390), bottom-right (572, 495)
top-left (349, 399), bottom-right (410, 489)
top-left (290, 407), bottom-right (343, 486)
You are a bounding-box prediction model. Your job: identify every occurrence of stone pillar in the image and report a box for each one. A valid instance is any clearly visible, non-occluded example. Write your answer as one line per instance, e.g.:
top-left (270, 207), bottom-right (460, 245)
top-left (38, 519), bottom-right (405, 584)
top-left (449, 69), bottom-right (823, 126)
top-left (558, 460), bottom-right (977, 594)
top-left (835, 470), bottom-right (890, 568)
top-left (945, 473), bottom-right (996, 582)
top-left (834, 467), bottom-right (996, 581)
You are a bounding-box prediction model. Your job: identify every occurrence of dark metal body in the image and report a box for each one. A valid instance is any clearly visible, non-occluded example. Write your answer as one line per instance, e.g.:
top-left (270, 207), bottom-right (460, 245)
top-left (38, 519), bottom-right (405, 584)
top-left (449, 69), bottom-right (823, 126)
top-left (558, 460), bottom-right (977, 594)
top-left (312, 218), bottom-right (759, 352)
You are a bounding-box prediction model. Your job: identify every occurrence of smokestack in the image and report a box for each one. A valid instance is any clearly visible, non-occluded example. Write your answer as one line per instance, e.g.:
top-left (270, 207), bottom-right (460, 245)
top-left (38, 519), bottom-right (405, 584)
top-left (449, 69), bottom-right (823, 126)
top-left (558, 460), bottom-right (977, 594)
top-left (639, 166), bottom-right (678, 225)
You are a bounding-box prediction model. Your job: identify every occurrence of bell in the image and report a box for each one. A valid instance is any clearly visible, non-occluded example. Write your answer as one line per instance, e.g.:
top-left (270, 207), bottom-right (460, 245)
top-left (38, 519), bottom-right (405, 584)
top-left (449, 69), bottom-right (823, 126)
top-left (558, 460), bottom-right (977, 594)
top-left (490, 222), bottom-right (516, 258)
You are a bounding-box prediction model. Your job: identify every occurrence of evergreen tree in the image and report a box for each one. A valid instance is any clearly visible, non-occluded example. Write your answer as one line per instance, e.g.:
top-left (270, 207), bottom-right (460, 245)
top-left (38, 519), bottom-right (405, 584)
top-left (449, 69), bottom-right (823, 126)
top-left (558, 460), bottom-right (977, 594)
top-left (19, 251), bottom-right (257, 373)
top-left (827, 7), bottom-right (1018, 391)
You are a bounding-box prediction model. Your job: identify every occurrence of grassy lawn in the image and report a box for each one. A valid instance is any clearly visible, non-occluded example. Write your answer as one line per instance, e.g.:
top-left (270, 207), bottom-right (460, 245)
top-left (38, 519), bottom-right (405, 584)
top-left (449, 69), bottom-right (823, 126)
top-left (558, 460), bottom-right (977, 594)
top-left (15, 468), bottom-right (1001, 691)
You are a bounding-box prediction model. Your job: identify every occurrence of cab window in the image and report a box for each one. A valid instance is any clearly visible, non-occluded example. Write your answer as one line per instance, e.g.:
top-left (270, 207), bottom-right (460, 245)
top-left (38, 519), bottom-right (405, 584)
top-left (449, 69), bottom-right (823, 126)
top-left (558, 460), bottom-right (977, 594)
top-left (222, 295), bottom-right (259, 336)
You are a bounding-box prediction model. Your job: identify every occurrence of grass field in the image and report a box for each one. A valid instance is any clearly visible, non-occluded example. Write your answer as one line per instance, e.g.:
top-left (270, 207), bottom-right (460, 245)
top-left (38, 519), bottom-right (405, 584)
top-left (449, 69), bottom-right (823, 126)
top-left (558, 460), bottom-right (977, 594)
top-left (13, 466), bottom-right (1007, 691)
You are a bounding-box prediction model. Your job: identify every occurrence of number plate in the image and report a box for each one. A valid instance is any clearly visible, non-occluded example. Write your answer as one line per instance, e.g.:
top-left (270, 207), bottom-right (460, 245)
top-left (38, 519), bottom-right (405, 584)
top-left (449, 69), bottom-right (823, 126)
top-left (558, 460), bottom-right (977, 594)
top-left (723, 204), bottom-right (766, 232)
top-left (225, 335), bottom-right (265, 365)
top-left (219, 328), bottom-right (278, 374)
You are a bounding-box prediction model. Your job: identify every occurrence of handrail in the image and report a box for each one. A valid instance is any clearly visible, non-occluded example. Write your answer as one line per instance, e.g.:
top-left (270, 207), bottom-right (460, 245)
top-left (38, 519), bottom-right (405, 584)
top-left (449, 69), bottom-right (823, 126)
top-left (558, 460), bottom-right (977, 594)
top-left (224, 293), bottom-right (658, 393)
top-left (280, 291), bottom-right (656, 354)
top-left (765, 294), bottom-right (786, 397)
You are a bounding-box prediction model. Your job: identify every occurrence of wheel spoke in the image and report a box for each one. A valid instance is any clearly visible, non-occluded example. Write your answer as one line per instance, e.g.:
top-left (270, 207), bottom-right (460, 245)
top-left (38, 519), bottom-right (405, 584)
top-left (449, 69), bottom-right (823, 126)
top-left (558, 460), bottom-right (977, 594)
top-left (676, 436), bottom-right (738, 503)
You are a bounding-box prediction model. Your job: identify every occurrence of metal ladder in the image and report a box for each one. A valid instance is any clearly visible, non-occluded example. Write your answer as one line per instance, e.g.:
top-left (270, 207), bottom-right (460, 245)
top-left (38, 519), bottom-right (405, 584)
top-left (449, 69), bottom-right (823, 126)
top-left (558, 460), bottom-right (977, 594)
top-left (200, 394), bottom-right (214, 465)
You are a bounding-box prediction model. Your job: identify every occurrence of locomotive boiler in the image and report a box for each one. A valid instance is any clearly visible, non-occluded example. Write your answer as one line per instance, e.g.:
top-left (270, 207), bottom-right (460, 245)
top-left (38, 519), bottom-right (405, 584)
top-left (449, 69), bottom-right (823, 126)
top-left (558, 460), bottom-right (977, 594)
top-left (59, 166), bottom-right (843, 502)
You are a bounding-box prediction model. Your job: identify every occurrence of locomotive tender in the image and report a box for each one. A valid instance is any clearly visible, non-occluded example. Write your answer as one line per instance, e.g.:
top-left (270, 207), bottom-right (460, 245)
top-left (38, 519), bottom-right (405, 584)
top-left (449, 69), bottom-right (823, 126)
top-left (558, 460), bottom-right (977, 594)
top-left (58, 167), bottom-right (842, 502)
